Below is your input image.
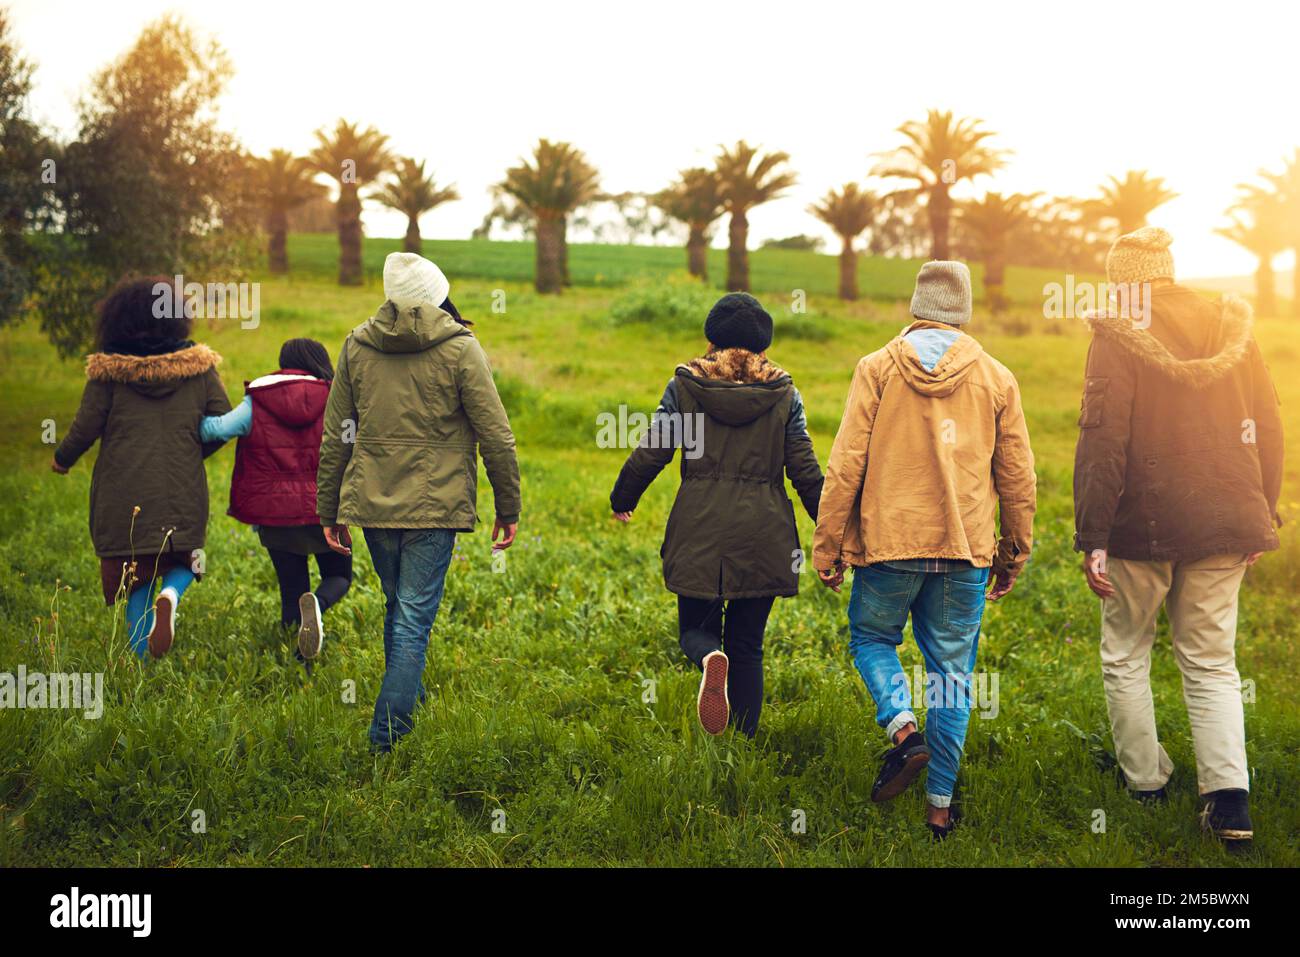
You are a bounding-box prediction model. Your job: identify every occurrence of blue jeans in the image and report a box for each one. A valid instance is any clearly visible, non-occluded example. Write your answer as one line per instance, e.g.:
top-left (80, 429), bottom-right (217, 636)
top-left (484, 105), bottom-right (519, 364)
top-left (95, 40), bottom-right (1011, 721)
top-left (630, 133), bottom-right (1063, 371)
top-left (363, 528), bottom-right (456, 751)
top-left (847, 562), bottom-right (990, 807)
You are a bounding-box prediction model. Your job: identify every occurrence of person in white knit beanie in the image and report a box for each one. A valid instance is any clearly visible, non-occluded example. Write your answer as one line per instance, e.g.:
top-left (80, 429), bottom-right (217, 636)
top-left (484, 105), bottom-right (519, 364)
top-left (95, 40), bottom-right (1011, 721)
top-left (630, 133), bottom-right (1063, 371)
top-left (383, 252), bottom-right (450, 313)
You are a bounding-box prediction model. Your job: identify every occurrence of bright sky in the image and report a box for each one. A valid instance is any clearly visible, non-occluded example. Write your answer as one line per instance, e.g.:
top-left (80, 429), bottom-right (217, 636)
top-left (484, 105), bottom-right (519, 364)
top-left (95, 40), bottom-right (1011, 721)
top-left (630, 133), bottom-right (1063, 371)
top-left (9, 0), bottom-right (1299, 279)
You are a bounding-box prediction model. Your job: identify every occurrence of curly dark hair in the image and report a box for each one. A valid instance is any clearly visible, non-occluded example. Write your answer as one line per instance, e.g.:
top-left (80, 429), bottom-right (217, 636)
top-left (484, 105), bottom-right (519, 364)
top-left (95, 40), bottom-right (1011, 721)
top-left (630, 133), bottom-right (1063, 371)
top-left (94, 275), bottom-right (194, 351)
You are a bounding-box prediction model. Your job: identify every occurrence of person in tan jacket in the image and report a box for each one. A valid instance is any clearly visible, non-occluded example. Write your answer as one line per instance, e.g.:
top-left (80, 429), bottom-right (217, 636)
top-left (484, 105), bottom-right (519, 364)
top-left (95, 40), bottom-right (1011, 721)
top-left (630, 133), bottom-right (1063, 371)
top-left (813, 261), bottom-right (1036, 839)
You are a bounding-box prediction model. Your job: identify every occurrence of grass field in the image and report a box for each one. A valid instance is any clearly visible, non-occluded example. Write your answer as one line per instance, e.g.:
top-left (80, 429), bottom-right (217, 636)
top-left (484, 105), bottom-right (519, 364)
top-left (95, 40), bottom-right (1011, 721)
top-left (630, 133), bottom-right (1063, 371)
top-left (1, 235), bottom-right (1297, 867)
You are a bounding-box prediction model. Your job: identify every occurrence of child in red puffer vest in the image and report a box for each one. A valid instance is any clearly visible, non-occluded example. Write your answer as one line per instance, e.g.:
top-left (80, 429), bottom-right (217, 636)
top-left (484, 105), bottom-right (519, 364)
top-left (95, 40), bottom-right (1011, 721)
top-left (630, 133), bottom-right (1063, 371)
top-left (202, 338), bottom-right (350, 666)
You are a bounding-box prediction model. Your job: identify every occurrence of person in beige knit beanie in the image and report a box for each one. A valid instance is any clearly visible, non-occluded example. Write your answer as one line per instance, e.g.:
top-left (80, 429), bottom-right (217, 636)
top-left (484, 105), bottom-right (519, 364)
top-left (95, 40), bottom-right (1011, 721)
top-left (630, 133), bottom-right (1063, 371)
top-left (1074, 225), bottom-right (1284, 845)
top-left (1105, 226), bottom-right (1176, 285)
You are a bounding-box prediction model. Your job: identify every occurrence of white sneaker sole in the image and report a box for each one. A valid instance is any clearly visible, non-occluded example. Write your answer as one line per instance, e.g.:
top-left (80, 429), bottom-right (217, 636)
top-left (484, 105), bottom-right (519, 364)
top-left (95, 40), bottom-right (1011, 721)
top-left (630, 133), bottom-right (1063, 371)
top-left (298, 592), bottom-right (324, 659)
top-left (148, 588), bottom-right (177, 659)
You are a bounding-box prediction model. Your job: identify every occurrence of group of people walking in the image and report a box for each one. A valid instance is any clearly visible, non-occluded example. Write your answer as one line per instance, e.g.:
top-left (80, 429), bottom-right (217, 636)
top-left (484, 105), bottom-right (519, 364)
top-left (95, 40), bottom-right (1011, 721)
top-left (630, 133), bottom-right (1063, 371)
top-left (50, 226), bottom-right (1282, 846)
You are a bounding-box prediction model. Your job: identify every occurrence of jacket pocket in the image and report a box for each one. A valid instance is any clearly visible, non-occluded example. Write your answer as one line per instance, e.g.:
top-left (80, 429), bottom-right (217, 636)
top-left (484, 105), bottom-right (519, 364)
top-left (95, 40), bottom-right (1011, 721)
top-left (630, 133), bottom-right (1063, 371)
top-left (1078, 377), bottom-right (1109, 428)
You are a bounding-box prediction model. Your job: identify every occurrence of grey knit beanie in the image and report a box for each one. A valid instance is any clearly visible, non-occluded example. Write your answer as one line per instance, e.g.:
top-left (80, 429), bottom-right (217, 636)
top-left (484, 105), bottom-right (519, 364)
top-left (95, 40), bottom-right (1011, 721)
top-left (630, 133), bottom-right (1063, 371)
top-left (910, 261), bottom-right (972, 326)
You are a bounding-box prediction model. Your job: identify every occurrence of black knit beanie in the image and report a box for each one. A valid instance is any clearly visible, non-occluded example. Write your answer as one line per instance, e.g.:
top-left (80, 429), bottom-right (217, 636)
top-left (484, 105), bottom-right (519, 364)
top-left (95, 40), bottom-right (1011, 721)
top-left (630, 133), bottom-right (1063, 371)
top-left (704, 293), bottom-right (773, 353)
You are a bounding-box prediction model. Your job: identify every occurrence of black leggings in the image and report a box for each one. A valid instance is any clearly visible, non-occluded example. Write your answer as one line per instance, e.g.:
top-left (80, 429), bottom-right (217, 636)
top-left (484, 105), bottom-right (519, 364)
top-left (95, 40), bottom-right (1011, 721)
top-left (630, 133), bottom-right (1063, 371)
top-left (677, 595), bottom-right (776, 738)
top-left (265, 548), bottom-right (353, 628)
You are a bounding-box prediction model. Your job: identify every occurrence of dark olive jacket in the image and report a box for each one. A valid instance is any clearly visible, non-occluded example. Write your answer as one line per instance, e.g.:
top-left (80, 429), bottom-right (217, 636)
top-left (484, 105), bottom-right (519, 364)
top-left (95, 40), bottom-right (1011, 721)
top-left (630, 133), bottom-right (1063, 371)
top-left (610, 349), bottom-right (824, 599)
top-left (1073, 285), bottom-right (1283, 562)
top-left (54, 344), bottom-right (232, 559)
top-left (317, 302), bottom-right (521, 530)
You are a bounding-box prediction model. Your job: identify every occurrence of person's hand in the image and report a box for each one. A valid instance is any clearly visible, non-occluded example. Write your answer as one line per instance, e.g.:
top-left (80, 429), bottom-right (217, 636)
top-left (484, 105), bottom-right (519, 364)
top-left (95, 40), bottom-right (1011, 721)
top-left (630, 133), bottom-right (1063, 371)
top-left (1082, 548), bottom-right (1115, 599)
top-left (323, 524), bottom-right (352, 556)
top-left (987, 566), bottom-right (1020, 601)
top-left (1245, 551), bottom-right (1264, 566)
top-left (612, 511), bottom-right (632, 524)
top-left (818, 564), bottom-right (845, 593)
top-left (50, 456), bottom-right (69, 475)
top-left (492, 519), bottom-right (517, 550)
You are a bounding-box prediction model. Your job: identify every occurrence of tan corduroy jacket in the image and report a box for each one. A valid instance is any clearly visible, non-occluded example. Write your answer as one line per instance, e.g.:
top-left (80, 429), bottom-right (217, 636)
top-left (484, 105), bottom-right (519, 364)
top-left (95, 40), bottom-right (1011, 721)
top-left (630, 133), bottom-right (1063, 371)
top-left (812, 320), bottom-right (1037, 574)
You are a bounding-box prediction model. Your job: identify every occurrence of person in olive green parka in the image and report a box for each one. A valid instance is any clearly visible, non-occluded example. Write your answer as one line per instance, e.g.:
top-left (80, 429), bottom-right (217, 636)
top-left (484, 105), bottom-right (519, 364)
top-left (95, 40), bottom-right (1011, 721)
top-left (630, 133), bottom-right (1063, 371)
top-left (317, 253), bottom-right (520, 752)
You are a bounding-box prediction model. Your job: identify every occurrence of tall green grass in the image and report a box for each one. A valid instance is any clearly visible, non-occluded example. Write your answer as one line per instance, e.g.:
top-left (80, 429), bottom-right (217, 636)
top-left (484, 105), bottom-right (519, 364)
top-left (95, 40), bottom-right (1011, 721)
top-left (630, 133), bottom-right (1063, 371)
top-left (1, 268), bottom-right (1296, 867)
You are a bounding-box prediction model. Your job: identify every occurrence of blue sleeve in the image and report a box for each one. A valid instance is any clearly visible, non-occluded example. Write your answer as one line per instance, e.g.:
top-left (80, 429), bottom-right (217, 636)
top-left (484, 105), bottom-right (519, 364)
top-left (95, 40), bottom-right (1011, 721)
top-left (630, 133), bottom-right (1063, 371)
top-left (200, 395), bottom-right (253, 443)
top-left (786, 386), bottom-right (810, 440)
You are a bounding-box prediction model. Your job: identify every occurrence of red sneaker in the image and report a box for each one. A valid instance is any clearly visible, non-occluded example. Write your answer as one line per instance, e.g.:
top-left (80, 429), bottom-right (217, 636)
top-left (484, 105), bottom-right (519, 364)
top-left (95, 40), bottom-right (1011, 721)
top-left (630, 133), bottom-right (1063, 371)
top-left (697, 651), bottom-right (730, 735)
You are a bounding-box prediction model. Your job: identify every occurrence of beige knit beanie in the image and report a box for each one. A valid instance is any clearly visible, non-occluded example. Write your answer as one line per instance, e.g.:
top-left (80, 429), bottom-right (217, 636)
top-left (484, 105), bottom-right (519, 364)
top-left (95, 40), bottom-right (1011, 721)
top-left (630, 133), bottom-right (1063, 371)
top-left (910, 260), bottom-right (972, 326)
top-left (383, 252), bottom-right (450, 313)
top-left (1106, 227), bottom-right (1175, 284)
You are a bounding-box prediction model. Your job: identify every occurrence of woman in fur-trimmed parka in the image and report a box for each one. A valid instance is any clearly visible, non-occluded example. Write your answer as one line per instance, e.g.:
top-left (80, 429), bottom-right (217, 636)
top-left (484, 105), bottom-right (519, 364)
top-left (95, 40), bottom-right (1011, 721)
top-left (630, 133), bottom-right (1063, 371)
top-left (52, 277), bottom-right (232, 660)
top-left (609, 293), bottom-right (823, 738)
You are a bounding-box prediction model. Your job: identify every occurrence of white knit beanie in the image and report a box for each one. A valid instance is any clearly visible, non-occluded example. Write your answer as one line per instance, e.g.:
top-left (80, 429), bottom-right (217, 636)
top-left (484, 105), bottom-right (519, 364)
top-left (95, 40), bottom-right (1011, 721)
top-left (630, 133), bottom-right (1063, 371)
top-left (910, 260), bottom-right (972, 326)
top-left (383, 252), bottom-right (450, 313)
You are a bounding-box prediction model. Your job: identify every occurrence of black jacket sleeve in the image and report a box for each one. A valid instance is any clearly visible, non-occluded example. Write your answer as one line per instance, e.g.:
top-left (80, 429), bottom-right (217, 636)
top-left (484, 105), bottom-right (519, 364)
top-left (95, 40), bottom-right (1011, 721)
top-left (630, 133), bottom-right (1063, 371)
top-left (1073, 334), bottom-right (1136, 553)
top-left (784, 386), bottom-right (824, 520)
top-left (610, 379), bottom-right (678, 513)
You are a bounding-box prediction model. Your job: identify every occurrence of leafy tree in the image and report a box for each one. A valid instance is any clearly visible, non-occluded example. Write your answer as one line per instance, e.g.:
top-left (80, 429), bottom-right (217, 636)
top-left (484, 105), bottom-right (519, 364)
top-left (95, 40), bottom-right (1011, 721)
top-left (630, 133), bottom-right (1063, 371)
top-left (39, 15), bottom-right (255, 355)
top-left (372, 157), bottom-right (459, 255)
top-left (958, 191), bottom-right (1039, 311)
top-left (655, 168), bottom-right (723, 281)
top-left (1084, 170), bottom-right (1177, 236)
top-left (308, 119), bottom-right (392, 285)
top-left (872, 109), bottom-right (1008, 260)
top-left (0, 8), bottom-right (52, 329)
top-left (1251, 150), bottom-right (1300, 317)
top-left (1218, 189), bottom-right (1288, 317)
top-left (253, 149), bottom-right (324, 273)
top-left (809, 183), bottom-right (877, 300)
top-left (715, 141), bottom-right (796, 291)
top-left (497, 139), bottom-right (600, 294)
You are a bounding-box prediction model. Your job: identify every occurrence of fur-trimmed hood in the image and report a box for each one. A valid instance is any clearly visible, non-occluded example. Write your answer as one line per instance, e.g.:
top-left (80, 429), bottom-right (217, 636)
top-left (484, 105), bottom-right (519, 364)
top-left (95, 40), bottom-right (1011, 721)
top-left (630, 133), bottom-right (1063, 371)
top-left (679, 348), bottom-right (786, 384)
top-left (675, 348), bottom-right (792, 428)
top-left (1086, 291), bottom-right (1254, 388)
top-left (86, 343), bottom-right (222, 393)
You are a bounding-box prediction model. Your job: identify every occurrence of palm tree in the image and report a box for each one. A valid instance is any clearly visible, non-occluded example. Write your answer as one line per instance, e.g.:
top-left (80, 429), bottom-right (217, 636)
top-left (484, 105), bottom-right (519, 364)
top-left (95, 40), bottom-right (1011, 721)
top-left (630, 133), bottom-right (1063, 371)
top-left (1255, 149), bottom-right (1300, 317)
top-left (254, 150), bottom-right (325, 274)
top-left (1084, 171), bottom-right (1177, 236)
top-left (655, 168), bottom-right (724, 281)
top-left (1217, 190), bottom-right (1288, 317)
top-left (808, 183), bottom-right (877, 300)
top-left (958, 192), bottom-right (1039, 312)
top-left (714, 141), bottom-right (796, 291)
top-left (372, 158), bottom-right (459, 255)
top-left (307, 120), bottom-right (392, 285)
top-left (872, 109), bottom-right (1008, 260)
top-left (498, 139), bottom-right (600, 294)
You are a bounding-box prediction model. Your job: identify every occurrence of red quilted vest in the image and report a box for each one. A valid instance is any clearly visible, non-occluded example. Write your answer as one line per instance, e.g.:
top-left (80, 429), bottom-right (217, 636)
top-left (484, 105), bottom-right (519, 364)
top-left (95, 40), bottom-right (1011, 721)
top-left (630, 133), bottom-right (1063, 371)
top-left (228, 369), bottom-right (331, 526)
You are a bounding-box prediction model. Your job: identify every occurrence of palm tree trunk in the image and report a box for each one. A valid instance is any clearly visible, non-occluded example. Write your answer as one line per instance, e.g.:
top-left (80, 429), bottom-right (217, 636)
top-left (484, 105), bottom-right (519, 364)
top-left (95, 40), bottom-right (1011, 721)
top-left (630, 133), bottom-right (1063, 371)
top-left (928, 184), bottom-right (952, 260)
top-left (839, 239), bottom-right (858, 300)
top-left (404, 216), bottom-right (421, 255)
top-left (985, 253), bottom-right (1008, 314)
top-left (268, 206), bottom-right (288, 274)
top-left (1292, 246), bottom-right (1299, 318)
top-left (559, 217), bottom-right (571, 287)
top-left (1255, 256), bottom-right (1277, 317)
top-left (727, 210), bottom-right (749, 292)
top-left (337, 183), bottom-right (363, 286)
top-left (687, 225), bottom-right (708, 282)
top-left (535, 213), bottom-right (563, 294)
